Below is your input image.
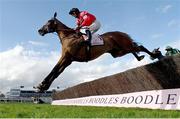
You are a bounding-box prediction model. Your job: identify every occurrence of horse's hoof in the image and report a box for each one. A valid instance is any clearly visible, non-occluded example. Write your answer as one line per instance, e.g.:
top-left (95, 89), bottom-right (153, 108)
top-left (33, 86), bottom-right (37, 89)
top-left (33, 83), bottom-right (46, 93)
top-left (137, 55), bottom-right (145, 61)
top-left (33, 86), bottom-right (41, 92)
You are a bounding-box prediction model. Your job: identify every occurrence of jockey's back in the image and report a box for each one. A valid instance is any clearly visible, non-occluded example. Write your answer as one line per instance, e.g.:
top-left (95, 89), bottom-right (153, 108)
top-left (76, 11), bottom-right (96, 27)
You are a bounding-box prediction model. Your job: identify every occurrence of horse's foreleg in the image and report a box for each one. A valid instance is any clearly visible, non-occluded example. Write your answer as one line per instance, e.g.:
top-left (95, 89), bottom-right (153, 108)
top-left (36, 55), bottom-right (72, 92)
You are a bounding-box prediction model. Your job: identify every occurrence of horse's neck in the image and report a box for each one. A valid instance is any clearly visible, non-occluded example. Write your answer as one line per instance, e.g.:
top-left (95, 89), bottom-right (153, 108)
top-left (56, 19), bottom-right (74, 43)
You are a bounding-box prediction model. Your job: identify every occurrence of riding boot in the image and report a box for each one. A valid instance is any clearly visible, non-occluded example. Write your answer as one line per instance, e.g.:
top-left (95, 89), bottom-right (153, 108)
top-left (80, 30), bottom-right (91, 46)
top-left (84, 30), bottom-right (91, 45)
top-left (85, 30), bottom-right (91, 61)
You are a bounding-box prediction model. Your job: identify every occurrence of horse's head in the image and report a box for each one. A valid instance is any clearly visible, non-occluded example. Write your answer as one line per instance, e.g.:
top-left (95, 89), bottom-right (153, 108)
top-left (38, 12), bottom-right (58, 36)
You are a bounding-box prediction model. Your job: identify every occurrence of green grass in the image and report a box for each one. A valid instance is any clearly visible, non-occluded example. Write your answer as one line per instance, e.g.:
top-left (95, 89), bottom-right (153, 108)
top-left (0, 103), bottom-right (179, 118)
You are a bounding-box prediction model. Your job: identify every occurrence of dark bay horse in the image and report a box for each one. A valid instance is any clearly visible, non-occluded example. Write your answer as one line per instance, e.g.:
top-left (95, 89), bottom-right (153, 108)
top-left (35, 13), bottom-right (157, 92)
top-left (151, 48), bottom-right (164, 60)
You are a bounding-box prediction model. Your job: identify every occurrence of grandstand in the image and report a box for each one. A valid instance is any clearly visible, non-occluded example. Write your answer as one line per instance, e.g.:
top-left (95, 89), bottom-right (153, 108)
top-left (0, 91), bottom-right (5, 97)
top-left (0, 88), bottom-right (52, 103)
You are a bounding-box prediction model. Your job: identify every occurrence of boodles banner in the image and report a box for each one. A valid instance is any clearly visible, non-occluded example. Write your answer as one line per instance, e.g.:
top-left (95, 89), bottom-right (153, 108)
top-left (52, 88), bottom-right (180, 110)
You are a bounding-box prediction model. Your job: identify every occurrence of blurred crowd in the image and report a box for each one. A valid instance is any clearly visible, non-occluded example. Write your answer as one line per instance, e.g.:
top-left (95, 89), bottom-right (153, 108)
top-left (151, 46), bottom-right (180, 60)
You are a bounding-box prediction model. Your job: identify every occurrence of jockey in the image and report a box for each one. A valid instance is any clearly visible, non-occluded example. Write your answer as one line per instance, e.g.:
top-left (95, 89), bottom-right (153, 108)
top-left (165, 46), bottom-right (180, 56)
top-left (69, 8), bottom-right (101, 45)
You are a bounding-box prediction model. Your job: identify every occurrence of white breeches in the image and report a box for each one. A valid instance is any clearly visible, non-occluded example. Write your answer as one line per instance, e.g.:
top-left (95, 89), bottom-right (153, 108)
top-left (80, 20), bottom-right (101, 34)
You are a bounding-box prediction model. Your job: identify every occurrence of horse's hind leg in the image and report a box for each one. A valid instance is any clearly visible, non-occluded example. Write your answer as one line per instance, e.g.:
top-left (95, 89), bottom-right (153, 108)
top-left (132, 52), bottom-right (145, 61)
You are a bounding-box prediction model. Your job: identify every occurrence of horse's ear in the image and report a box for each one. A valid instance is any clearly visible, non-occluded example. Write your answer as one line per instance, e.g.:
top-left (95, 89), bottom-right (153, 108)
top-left (157, 47), bottom-right (160, 50)
top-left (54, 12), bottom-right (57, 18)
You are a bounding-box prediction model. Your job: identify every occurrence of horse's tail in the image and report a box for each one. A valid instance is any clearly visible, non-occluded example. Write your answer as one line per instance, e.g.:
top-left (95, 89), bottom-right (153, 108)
top-left (132, 42), bottom-right (139, 47)
top-left (132, 41), bottom-right (142, 54)
top-left (124, 33), bottom-right (141, 48)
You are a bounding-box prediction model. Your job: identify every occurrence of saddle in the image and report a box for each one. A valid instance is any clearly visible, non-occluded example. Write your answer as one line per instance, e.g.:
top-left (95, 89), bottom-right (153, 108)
top-left (80, 33), bottom-right (104, 46)
top-left (76, 31), bottom-right (104, 62)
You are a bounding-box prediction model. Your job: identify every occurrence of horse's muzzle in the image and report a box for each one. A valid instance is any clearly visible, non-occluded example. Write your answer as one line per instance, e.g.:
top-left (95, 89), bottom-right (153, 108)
top-left (38, 29), bottom-right (45, 36)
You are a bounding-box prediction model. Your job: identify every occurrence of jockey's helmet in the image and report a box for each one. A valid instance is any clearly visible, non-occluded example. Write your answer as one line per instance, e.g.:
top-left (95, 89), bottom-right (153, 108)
top-left (165, 46), bottom-right (172, 50)
top-left (69, 8), bottom-right (80, 15)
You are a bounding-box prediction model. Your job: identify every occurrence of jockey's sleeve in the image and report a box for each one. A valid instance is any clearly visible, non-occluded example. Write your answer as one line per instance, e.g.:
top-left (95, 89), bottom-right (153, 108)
top-left (80, 15), bottom-right (88, 27)
top-left (76, 19), bottom-right (85, 27)
top-left (76, 20), bottom-right (80, 26)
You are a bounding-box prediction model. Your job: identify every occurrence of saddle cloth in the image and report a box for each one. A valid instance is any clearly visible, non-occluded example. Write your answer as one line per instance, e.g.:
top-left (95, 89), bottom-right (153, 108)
top-left (90, 34), bottom-right (104, 46)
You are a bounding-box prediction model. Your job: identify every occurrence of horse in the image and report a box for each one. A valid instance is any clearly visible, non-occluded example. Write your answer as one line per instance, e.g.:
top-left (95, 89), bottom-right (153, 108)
top-left (151, 48), bottom-right (164, 60)
top-left (34, 12), bottom-right (157, 92)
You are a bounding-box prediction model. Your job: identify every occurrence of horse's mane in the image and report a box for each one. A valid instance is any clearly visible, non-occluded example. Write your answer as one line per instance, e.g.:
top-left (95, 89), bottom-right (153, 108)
top-left (55, 18), bottom-right (83, 40)
top-left (55, 18), bottom-right (75, 33)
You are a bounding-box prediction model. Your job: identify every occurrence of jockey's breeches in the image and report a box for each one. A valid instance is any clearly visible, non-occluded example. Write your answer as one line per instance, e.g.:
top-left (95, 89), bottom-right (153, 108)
top-left (81, 20), bottom-right (101, 34)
